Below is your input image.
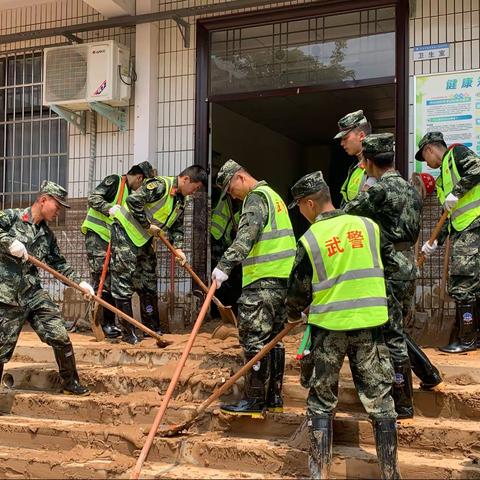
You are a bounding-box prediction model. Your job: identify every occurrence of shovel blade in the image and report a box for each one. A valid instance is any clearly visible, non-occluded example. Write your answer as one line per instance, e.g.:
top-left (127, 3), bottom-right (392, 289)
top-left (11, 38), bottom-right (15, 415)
top-left (218, 305), bottom-right (237, 327)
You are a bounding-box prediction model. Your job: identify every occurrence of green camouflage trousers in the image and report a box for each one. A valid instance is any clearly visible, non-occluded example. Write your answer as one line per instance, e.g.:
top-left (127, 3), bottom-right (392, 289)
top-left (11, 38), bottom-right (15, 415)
top-left (110, 222), bottom-right (157, 300)
top-left (237, 286), bottom-right (287, 354)
top-left (448, 226), bottom-right (480, 304)
top-left (382, 279), bottom-right (412, 364)
top-left (84, 230), bottom-right (111, 292)
top-left (0, 288), bottom-right (72, 363)
top-left (301, 326), bottom-right (396, 419)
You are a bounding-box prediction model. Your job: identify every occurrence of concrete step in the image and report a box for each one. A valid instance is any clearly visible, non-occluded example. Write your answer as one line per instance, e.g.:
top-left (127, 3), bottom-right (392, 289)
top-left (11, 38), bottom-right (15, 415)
top-left (4, 359), bottom-right (480, 421)
top-left (0, 408), bottom-right (478, 466)
top-left (0, 444), bottom-right (134, 479)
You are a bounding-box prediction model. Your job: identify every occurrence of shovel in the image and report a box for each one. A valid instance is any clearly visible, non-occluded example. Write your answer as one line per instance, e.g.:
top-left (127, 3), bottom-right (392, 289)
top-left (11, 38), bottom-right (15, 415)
top-left (130, 281), bottom-right (217, 480)
top-left (155, 231), bottom-right (238, 327)
top-left (417, 210), bottom-right (449, 268)
top-left (157, 320), bottom-right (299, 437)
top-left (27, 254), bottom-right (171, 348)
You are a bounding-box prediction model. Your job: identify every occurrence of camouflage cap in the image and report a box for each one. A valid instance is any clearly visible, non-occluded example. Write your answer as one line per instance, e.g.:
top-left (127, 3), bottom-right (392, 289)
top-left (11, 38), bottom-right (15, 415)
top-left (334, 110), bottom-right (368, 139)
top-left (289, 171), bottom-right (328, 209)
top-left (135, 161), bottom-right (155, 178)
top-left (39, 180), bottom-right (70, 208)
top-left (216, 159), bottom-right (243, 196)
top-left (415, 131), bottom-right (446, 161)
top-left (362, 133), bottom-right (394, 157)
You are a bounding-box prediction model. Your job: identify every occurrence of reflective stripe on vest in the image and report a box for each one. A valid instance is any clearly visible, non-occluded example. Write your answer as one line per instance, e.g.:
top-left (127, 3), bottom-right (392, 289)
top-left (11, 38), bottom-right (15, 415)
top-left (340, 165), bottom-right (366, 203)
top-left (113, 176), bottom-right (182, 247)
top-left (242, 185), bottom-right (296, 287)
top-left (81, 175), bottom-right (128, 242)
top-left (436, 148), bottom-right (480, 231)
top-left (211, 196), bottom-right (240, 244)
top-left (300, 214), bottom-right (388, 331)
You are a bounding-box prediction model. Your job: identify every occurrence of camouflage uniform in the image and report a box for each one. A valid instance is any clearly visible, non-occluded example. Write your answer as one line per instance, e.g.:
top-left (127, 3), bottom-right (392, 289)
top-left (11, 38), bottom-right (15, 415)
top-left (210, 185), bottom-right (242, 314)
top-left (216, 180), bottom-right (287, 354)
top-left (215, 159), bottom-right (294, 417)
top-left (110, 176), bottom-right (185, 300)
top-left (345, 166), bottom-right (420, 364)
top-left (286, 211), bottom-right (396, 418)
top-left (0, 181), bottom-right (89, 395)
top-left (417, 132), bottom-right (480, 353)
top-left (286, 171), bottom-right (399, 479)
top-left (334, 110), bottom-right (370, 208)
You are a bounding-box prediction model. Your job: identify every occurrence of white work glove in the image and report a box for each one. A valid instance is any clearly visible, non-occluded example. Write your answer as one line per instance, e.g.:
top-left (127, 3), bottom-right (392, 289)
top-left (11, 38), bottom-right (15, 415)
top-left (444, 193), bottom-right (459, 212)
top-left (147, 224), bottom-right (163, 237)
top-left (421, 239), bottom-right (438, 256)
top-left (175, 248), bottom-right (187, 266)
top-left (8, 239), bottom-right (28, 261)
top-left (211, 267), bottom-right (229, 289)
top-left (108, 204), bottom-right (121, 217)
top-left (79, 281), bottom-right (95, 300)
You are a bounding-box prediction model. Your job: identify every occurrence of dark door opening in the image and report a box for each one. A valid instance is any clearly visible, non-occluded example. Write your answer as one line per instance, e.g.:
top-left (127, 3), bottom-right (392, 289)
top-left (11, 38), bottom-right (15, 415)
top-left (211, 82), bottom-right (395, 236)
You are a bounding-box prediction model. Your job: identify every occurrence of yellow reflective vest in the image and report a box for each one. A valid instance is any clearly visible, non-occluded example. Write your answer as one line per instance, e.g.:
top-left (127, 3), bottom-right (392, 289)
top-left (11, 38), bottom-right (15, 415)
top-left (436, 147), bottom-right (480, 231)
top-left (242, 185), bottom-right (296, 287)
top-left (81, 175), bottom-right (128, 242)
top-left (300, 213), bottom-right (388, 331)
top-left (340, 164), bottom-right (366, 203)
top-left (211, 196), bottom-right (240, 245)
top-left (113, 176), bottom-right (183, 247)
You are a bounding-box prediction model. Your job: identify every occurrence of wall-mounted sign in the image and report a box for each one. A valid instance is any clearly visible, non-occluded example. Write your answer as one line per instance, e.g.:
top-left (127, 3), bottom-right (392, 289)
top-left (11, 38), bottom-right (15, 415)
top-left (414, 69), bottom-right (480, 174)
top-left (413, 43), bottom-right (450, 61)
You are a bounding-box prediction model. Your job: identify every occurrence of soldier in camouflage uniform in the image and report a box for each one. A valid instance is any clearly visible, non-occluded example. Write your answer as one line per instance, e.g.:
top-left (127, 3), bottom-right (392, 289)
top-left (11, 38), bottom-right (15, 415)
top-left (0, 181), bottom-right (93, 395)
top-left (210, 183), bottom-right (242, 317)
top-left (417, 132), bottom-right (480, 353)
top-left (211, 160), bottom-right (296, 417)
top-left (345, 134), bottom-right (443, 420)
top-left (81, 161), bottom-right (154, 338)
top-left (334, 110), bottom-right (375, 207)
top-left (110, 165), bottom-right (207, 344)
top-left (286, 171), bottom-right (400, 480)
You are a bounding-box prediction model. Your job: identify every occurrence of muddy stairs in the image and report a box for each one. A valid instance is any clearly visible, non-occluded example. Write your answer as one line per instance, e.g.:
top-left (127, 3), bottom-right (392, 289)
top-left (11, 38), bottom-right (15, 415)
top-left (0, 326), bottom-right (479, 478)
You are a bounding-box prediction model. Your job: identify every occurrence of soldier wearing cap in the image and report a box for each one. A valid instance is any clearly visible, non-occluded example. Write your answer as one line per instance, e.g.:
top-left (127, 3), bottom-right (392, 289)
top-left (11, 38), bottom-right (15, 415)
top-left (81, 161), bottom-right (154, 339)
top-left (286, 171), bottom-right (400, 480)
top-left (416, 131), bottom-right (480, 353)
top-left (0, 181), bottom-right (93, 395)
top-left (109, 164), bottom-right (207, 344)
top-left (345, 134), bottom-right (443, 420)
top-left (212, 159), bottom-right (296, 417)
top-left (334, 110), bottom-right (374, 206)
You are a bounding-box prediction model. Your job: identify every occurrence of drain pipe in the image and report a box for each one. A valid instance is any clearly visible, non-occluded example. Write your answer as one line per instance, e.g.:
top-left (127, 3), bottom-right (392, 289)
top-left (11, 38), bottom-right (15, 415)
top-left (88, 110), bottom-right (97, 193)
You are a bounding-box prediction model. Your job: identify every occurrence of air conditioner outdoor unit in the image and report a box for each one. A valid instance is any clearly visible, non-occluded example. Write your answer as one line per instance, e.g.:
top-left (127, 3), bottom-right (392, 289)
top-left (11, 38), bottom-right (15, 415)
top-left (43, 40), bottom-right (131, 111)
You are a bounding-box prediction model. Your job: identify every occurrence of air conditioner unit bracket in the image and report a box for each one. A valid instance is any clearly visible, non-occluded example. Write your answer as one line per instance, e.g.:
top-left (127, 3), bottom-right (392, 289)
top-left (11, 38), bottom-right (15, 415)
top-left (89, 102), bottom-right (127, 131)
top-left (51, 105), bottom-right (86, 134)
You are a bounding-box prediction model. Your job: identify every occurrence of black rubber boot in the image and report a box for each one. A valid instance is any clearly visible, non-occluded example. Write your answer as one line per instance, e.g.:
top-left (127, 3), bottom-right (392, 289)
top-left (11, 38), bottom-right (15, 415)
top-left (266, 344), bottom-right (285, 413)
top-left (373, 418), bottom-right (401, 479)
top-left (392, 360), bottom-right (414, 420)
top-left (440, 303), bottom-right (477, 354)
top-left (220, 353), bottom-right (269, 417)
top-left (53, 347), bottom-right (90, 396)
top-left (139, 293), bottom-right (162, 336)
top-left (405, 333), bottom-right (443, 391)
top-left (115, 298), bottom-right (140, 345)
top-left (101, 291), bottom-right (121, 339)
top-left (308, 415), bottom-right (333, 479)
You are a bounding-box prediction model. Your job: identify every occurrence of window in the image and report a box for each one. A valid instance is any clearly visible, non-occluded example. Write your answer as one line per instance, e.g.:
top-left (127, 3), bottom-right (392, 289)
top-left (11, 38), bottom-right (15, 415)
top-left (209, 6), bottom-right (396, 95)
top-left (0, 52), bottom-right (67, 209)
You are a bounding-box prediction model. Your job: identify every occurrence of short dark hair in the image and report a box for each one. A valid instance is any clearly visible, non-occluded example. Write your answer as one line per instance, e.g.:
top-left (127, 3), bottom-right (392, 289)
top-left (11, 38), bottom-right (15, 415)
top-left (180, 164), bottom-right (208, 187)
top-left (430, 140), bottom-right (448, 150)
top-left (127, 165), bottom-right (145, 176)
top-left (355, 122), bottom-right (372, 136)
top-left (367, 151), bottom-right (395, 168)
top-left (304, 188), bottom-right (331, 206)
